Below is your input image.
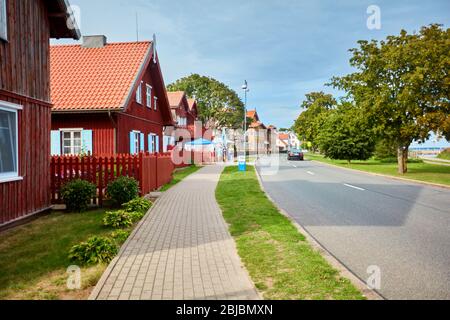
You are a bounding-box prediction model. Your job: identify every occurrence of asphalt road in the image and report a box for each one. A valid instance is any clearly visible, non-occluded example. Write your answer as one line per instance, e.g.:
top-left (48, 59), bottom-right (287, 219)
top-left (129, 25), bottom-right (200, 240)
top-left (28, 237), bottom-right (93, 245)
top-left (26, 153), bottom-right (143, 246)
top-left (256, 155), bottom-right (450, 300)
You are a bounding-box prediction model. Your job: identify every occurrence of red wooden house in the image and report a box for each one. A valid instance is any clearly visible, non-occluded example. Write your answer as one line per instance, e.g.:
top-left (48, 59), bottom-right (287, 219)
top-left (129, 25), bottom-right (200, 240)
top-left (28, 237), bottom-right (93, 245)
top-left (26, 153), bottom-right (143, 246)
top-left (168, 91), bottom-right (190, 128)
top-left (165, 91), bottom-right (197, 150)
top-left (50, 36), bottom-right (173, 156)
top-left (0, 0), bottom-right (80, 228)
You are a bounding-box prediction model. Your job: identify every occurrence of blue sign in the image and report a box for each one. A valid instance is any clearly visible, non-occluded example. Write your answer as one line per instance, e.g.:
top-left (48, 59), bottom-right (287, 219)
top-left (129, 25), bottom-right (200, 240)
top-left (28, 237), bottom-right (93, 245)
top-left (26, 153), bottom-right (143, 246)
top-left (238, 156), bottom-right (246, 172)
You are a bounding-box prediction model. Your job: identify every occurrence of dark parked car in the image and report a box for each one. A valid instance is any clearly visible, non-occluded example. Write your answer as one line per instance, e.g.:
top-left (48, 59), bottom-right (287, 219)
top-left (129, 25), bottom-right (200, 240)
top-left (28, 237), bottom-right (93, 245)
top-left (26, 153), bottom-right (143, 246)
top-left (287, 148), bottom-right (304, 161)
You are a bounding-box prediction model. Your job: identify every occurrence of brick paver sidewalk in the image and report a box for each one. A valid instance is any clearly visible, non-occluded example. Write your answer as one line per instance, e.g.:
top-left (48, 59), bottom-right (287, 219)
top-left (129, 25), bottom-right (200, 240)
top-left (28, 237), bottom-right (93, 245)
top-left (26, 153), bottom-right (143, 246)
top-left (90, 165), bottom-right (260, 300)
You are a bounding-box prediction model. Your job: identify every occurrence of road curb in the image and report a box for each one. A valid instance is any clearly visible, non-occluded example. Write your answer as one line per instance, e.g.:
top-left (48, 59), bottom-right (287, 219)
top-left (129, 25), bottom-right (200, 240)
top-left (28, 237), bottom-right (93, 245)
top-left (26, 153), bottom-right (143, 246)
top-left (309, 159), bottom-right (450, 190)
top-left (254, 164), bottom-right (385, 301)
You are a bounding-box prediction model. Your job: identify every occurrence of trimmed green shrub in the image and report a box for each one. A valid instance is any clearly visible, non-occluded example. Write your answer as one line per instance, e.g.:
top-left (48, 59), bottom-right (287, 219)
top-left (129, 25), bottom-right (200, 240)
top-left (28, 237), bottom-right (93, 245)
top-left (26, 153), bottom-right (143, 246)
top-left (129, 211), bottom-right (146, 222)
top-left (68, 236), bottom-right (117, 265)
top-left (61, 179), bottom-right (96, 212)
top-left (111, 230), bottom-right (132, 244)
top-left (123, 197), bottom-right (152, 214)
top-left (103, 210), bottom-right (133, 228)
top-left (106, 176), bottom-right (139, 206)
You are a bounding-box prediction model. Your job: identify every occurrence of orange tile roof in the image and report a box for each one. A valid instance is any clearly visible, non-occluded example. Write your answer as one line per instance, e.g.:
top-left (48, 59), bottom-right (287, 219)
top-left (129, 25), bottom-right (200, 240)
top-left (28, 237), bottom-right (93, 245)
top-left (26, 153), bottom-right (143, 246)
top-left (279, 133), bottom-right (289, 140)
top-left (187, 98), bottom-right (197, 112)
top-left (246, 110), bottom-right (257, 119)
top-left (249, 121), bottom-right (266, 129)
top-left (167, 91), bottom-right (186, 108)
top-left (50, 41), bottom-right (152, 111)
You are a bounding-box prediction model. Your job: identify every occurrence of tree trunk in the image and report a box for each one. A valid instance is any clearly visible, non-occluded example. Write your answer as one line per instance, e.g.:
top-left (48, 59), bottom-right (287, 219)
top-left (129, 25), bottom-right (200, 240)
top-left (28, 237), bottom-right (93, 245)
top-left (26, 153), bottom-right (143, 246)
top-left (397, 146), bottom-right (409, 174)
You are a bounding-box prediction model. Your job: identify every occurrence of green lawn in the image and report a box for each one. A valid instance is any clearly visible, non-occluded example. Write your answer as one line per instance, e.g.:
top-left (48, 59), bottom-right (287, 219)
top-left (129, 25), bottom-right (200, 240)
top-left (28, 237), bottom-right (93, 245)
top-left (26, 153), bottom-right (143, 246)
top-left (216, 166), bottom-right (364, 300)
top-left (160, 165), bottom-right (201, 191)
top-left (0, 209), bottom-right (114, 300)
top-left (306, 153), bottom-right (450, 186)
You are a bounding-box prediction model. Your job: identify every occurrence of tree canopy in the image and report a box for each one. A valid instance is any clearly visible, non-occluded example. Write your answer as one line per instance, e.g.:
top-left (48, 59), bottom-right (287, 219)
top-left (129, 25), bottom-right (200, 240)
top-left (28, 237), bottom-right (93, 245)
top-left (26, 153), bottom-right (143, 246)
top-left (316, 102), bottom-right (376, 163)
top-left (293, 92), bottom-right (336, 152)
top-left (330, 24), bottom-right (450, 173)
top-left (167, 74), bottom-right (245, 129)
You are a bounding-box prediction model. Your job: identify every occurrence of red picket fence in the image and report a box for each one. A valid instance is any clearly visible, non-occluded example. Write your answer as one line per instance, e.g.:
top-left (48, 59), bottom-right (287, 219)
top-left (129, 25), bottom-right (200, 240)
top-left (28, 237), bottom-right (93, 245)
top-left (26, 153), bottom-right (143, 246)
top-left (50, 152), bottom-right (174, 206)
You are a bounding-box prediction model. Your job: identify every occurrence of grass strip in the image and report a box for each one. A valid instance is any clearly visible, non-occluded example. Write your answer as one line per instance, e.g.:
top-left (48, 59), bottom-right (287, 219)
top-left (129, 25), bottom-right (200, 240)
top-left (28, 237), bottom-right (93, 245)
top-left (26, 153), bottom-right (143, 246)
top-left (216, 166), bottom-right (364, 300)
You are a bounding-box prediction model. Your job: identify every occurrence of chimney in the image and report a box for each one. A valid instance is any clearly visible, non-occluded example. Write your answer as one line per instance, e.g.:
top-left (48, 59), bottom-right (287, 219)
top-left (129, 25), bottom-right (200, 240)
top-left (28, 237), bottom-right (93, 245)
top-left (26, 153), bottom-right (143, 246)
top-left (82, 35), bottom-right (107, 48)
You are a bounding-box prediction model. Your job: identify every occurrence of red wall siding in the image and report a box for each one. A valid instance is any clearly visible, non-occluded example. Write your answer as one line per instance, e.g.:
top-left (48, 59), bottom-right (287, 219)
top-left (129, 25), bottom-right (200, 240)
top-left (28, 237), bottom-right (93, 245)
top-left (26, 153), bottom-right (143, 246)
top-left (116, 113), bottom-right (163, 154)
top-left (0, 0), bottom-right (53, 226)
top-left (116, 61), bottom-right (166, 153)
top-left (0, 93), bottom-right (51, 225)
top-left (52, 113), bottom-right (116, 155)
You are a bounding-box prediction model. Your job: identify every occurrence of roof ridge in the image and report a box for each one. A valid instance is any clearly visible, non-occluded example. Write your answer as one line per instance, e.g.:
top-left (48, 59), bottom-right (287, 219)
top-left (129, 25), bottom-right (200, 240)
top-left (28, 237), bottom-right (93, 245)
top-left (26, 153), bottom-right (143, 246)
top-left (51, 41), bottom-right (152, 48)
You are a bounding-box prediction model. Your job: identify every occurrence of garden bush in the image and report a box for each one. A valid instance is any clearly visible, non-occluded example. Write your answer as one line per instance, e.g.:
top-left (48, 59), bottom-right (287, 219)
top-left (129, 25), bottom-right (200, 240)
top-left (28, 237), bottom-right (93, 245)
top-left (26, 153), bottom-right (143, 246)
top-left (122, 197), bottom-right (152, 214)
top-left (129, 211), bottom-right (146, 222)
top-left (106, 176), bottom-right (139, 206)
top-left (111, 230), bottom-right (132, 244)
top-left (61, 179), bottom-right (96, 212)
top-left (68, 236), bottom-right (117, 265)
top-left (103, 210), bottom-right (133, 228)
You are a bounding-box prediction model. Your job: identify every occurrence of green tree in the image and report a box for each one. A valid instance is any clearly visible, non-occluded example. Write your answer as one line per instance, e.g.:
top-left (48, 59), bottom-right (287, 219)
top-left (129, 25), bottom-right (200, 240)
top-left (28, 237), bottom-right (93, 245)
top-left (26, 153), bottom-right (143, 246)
top-left (331, 24), bottom-right (450, 173)
top-left (316, 103), bottom-right (376, 163)
top-left (167, 74), bottom-right (245, 129)
top-left (294, 92), bottom-right (336, 152)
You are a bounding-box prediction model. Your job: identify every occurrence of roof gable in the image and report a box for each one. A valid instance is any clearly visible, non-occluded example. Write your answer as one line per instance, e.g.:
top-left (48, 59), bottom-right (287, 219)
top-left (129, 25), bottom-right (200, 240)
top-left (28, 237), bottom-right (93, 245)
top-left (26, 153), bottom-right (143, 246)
top-left (167, 91), bottom-right (189, 113)
top-left (247, 110), bottom-right (259, 122)
top-left (187, 99), bottom-right (198, 115)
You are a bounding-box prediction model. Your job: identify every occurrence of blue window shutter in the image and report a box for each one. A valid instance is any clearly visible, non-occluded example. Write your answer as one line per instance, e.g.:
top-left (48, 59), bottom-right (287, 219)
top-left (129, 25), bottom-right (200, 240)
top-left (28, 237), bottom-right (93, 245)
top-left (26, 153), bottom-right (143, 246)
top-left (140, 133), bottom-right (145, 152)
top-left (51, 130), bottom-right (61, 155)
top-left (155, 135), bottom-right (160, 153)
top-left (130, 132), bottom-right (136, 154)
top-left (81, 130), bottom-right (93, 155)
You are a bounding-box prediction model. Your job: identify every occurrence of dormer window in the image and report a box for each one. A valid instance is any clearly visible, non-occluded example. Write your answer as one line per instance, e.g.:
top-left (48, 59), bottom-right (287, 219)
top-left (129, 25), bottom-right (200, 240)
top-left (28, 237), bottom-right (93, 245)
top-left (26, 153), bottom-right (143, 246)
top-left (0, 0), bottom-right (7, 41)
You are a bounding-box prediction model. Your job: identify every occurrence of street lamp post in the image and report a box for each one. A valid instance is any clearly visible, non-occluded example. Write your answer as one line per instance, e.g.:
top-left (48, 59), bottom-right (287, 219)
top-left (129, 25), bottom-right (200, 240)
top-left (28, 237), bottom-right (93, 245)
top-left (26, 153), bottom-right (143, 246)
top-left (240, 80), bottom-right (249, 171)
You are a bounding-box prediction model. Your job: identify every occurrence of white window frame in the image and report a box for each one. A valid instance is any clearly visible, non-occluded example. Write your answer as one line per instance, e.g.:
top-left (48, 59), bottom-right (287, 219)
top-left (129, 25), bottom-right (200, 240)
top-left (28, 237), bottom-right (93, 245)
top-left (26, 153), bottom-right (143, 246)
top-left (132, 130), bottom-right (141, 153)
top-left (146, 84), bottom-right (152, 108)
top-left (0, 0), bottom-right (7, 42)
top-left (154, 96), bottom-right (158, 111)
top-left (0, 100), bottom-right (22, 183)
top-left (136, 81), bottom-right (143, 105)
top-left (60, 128), bottom-right (83, 155)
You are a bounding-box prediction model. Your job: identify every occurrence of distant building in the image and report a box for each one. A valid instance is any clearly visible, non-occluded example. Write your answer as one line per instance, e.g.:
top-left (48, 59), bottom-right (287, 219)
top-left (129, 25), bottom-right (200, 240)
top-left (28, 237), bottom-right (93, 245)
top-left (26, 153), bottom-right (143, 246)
top-left (410, 133), bottom-right (450, 156)
top-left (277, 131), bottom-right (301, 153)
top-left (246, 110), bottom-right (269, 155)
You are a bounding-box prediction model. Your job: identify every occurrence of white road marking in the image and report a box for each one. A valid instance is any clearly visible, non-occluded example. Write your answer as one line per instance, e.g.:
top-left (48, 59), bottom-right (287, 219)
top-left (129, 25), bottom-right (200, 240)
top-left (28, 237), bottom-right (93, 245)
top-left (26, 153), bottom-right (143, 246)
top-left (292, 165), bottom-right (297, 168)
top-left (343, 183), bottom-right (365, 191)
top-left (307, 171), bottom-right (315, 176)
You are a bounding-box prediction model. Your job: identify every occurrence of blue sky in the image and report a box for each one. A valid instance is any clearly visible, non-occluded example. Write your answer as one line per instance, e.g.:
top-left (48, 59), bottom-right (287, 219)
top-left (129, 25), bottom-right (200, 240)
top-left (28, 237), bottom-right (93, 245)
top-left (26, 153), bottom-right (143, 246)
top-left (57, 0), bottom-right (449, 129)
